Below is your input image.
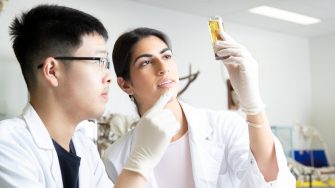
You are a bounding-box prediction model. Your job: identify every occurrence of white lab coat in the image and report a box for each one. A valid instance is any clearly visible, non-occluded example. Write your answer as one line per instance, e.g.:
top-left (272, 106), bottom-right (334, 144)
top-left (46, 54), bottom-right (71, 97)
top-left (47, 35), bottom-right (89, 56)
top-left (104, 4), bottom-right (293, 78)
top-left (103, 102), bottom-right (296, 188)
top-left (0, 104), bottom-right (113, 188)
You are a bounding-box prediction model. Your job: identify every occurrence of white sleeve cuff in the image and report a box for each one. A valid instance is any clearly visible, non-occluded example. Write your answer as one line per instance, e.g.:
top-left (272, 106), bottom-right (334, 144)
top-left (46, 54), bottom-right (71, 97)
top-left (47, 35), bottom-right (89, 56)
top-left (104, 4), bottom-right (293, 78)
top-left (243, 135), bottom-right (296, 187)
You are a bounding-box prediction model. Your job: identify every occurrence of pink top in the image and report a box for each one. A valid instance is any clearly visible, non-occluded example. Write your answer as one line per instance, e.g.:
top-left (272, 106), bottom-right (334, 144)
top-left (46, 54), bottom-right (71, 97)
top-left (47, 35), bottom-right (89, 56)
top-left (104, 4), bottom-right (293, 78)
top-left (154, 132), bottom-right (195, 188)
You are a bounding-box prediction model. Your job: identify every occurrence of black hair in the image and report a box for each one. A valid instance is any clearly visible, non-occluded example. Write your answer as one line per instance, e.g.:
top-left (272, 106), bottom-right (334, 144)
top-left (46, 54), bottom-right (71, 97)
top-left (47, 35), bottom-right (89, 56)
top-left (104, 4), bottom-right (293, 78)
top-left (9, 4), bottom-right (108, 92)
top-left (112, 27), bottom-right (170, 81)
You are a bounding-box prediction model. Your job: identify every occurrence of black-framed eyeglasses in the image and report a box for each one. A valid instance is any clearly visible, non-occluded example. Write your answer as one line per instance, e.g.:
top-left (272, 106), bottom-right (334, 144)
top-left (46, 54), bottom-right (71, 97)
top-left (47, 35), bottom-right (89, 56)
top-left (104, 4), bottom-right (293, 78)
top-left (37, 56), bottom-right (110, 70)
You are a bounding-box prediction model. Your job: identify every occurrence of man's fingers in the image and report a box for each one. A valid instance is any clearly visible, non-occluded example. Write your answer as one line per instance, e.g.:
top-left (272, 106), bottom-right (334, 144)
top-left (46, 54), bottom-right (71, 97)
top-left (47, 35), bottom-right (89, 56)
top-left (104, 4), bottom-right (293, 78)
top-left (144, 89), bottom-right (174, 117)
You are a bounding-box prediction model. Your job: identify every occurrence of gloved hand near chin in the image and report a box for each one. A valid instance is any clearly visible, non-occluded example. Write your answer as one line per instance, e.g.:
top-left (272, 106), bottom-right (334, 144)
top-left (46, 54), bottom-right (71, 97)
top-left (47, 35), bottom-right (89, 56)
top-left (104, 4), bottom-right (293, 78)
top-left (124, 89), bottom-right (179, 180)
top-left (214, 31), bottom-right (265, 115)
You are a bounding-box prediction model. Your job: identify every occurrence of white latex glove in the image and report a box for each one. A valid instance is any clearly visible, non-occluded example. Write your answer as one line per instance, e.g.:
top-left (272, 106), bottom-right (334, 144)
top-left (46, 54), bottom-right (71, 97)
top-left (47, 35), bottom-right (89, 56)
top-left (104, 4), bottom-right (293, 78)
top-left (214, 31), bottom-right (265, 115)
top-left (124, 89), bottom-right (179, 179)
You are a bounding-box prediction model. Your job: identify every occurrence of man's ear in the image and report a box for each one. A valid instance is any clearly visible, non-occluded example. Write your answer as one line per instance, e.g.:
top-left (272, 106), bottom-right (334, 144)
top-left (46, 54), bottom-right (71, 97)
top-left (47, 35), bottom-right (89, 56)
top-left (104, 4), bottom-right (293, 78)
top-left (41, 57), bottom-right (60, 87)
top-left (117, 77), bottom-right (133, 95)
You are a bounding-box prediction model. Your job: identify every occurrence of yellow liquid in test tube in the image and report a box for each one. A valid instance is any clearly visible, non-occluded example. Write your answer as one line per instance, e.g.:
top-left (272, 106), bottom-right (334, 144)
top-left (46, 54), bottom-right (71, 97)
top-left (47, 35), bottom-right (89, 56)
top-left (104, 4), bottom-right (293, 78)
top-left (208, 16), bottom-right (224, 60)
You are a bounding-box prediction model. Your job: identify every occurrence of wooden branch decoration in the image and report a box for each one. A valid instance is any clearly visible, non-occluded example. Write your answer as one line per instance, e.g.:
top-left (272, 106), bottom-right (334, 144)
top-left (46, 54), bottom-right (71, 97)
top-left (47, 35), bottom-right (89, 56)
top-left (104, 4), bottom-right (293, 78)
top-left (178, 64), bottom-right (200, 96)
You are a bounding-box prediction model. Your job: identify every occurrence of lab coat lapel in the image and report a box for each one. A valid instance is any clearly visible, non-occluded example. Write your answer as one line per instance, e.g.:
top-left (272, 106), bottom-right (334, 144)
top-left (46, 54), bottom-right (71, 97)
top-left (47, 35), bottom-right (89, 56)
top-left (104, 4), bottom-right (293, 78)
top-left (50, 149), bottom-right (63, 188)
top-left (23, 104), bottom-right (63, 188)
top-left (72, 133), bottom-right (93, 188)
top-left (181, 102), bottom-right (224, 188)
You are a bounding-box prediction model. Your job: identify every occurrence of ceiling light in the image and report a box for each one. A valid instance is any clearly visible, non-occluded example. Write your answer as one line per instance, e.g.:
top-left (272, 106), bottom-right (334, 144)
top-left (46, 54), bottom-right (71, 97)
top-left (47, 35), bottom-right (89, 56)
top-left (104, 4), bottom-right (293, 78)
top-left (249, 5), bottom-right (320, 25)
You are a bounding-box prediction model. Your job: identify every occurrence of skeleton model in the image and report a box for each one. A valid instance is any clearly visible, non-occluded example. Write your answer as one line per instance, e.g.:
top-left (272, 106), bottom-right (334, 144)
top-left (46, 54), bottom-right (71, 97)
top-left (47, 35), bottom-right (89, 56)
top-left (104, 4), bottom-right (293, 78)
top-left (97, 114), bottom-right (138, 155)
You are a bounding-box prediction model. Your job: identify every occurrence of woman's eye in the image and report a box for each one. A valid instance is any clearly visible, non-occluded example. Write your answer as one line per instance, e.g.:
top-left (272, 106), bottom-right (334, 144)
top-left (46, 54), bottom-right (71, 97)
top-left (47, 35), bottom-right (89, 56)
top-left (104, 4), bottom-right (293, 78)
top-left (140, 60), bottom-right (151, 67)
top-left (163, 54), bottom-right (172, 60)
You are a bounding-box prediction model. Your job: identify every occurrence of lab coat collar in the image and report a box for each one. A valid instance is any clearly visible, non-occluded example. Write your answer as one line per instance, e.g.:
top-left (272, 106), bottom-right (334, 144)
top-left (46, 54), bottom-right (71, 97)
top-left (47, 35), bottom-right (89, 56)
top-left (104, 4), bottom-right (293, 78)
top-left (22, 103), bottom-right (54, 150)
top-left (129, 101), bottom-right (214, 151)
top-left (179, 101), bottom-right (213, 140)
top-left (22, 103), bottom-right (63, 187)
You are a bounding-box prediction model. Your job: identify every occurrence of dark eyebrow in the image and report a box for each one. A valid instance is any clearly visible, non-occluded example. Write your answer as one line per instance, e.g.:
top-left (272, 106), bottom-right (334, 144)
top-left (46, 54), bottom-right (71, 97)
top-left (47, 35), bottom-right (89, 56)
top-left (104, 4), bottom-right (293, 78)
top-left (133, 47), bottom-right (172, 64)
top-left (160, 47), bottom-right (171, 54)
top-left (133, 54), bottom-right (152, 64)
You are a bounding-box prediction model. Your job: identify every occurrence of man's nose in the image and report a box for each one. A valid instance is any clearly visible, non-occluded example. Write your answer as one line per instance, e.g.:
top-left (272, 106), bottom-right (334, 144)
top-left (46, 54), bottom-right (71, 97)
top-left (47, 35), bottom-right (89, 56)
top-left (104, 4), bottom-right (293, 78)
top-left (103, 69), bottom-right (112, 84)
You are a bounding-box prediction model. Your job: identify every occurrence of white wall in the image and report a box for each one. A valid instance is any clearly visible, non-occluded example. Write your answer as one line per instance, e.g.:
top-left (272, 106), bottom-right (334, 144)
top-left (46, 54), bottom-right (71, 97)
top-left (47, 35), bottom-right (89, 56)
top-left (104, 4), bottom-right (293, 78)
top-left (0, 59), bottom-right (27, 118)
top-left (310, 34), bottom-right (335, 164)
top-left (0, 1), bottom-right (312, 125)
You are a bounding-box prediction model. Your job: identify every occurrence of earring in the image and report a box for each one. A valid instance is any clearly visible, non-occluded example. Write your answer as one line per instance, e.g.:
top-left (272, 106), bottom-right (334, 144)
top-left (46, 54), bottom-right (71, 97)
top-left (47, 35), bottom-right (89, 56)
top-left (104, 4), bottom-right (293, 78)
top-left (130, 95), bottom-right (134, 102)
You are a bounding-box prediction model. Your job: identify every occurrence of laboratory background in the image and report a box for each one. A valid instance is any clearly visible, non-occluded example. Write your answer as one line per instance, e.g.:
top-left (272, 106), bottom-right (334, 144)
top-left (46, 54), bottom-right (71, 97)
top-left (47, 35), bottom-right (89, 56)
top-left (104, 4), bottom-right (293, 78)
top-left (0, 0), bottom-right (335, 187)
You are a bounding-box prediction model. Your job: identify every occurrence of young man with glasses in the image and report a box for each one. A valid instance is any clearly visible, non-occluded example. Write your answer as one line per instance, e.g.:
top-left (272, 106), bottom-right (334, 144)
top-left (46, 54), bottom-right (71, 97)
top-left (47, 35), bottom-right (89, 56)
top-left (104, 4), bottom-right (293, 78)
top-left (0, 4), bottom-right (179, 188)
